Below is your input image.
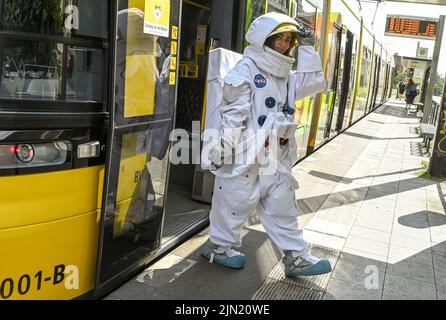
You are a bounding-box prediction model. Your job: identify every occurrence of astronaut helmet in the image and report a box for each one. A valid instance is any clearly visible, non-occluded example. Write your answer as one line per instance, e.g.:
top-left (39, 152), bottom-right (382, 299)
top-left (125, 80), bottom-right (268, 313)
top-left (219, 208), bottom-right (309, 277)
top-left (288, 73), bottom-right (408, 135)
top-left (245, 12), bottom-right (302, 57)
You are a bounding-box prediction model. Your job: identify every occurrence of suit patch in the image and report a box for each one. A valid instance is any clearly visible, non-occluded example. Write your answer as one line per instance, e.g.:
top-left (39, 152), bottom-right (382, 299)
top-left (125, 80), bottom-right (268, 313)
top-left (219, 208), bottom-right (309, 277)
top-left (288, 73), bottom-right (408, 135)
top-left (265, 97), bottom-right (276, 108)
top-left (283, 103), bottom-right (295, 115)
top-left (258, 115), bottom-right (267, 126)
top-left (254, 74), bottom-right (267, 88)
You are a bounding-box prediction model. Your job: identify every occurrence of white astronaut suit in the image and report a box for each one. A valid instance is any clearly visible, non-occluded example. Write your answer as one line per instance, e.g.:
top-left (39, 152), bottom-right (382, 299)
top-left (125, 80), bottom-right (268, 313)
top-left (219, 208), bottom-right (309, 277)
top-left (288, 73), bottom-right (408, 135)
top-left (206, 12), bottom-right (327, 265)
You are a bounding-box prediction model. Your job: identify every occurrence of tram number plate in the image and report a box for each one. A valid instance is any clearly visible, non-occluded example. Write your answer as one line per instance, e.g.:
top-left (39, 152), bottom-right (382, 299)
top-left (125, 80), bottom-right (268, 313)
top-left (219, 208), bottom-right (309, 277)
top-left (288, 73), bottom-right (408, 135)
top-left (0, 264), bottom-right (66, 299)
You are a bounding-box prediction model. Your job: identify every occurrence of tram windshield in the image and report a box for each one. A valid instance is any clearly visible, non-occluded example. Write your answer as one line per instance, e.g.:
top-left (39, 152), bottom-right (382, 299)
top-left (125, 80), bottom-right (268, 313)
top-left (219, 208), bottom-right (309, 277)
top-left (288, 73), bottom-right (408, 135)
top-left (0, 0), bottom-right (108, 103)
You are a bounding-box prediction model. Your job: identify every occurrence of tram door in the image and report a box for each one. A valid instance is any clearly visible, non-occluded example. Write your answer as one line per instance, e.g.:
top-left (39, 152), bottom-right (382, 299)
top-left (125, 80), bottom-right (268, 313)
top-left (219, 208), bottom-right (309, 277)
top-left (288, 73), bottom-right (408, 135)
top-left (163, 0), bottom-right (212, 245)
top-left (370, 54), bottom-right (381, 110)
top-left (335, 28), bottom-right (353, 132)
top-left (96, 0), bottom-right (181, 295)
top-left (323, 24), bottom-right (342, 139)
top-left (329, 26), bottom-right (347, 135)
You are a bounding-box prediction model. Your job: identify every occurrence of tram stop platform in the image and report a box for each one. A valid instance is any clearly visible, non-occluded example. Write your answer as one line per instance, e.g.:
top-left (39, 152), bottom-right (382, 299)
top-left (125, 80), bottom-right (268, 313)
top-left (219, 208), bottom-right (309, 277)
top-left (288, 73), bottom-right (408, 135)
top-left (106, 99), bottom-right (446, 300)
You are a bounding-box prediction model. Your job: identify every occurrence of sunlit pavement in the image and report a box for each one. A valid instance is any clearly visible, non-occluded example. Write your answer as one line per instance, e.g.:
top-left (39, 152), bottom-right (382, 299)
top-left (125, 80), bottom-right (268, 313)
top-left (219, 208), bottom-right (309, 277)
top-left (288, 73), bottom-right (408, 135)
top-left (106, 99), bottom-right (446, 300)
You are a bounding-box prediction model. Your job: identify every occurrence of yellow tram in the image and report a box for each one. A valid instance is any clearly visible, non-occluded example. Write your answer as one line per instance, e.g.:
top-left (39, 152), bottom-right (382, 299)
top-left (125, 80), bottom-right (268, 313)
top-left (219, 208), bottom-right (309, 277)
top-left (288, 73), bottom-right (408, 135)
top-left (0, 0), bottom-right (393, 299)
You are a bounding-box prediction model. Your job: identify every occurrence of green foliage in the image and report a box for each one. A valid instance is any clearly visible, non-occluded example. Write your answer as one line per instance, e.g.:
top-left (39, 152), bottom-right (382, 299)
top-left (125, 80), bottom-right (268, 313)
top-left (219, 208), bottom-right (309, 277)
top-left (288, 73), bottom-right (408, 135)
top-left (357, 86), bottom-right (369, 98)
top-left (433, 74), bottom-right (445, 97)
top-left (416, 160), bottom-right (446, 182)
top-left (1, 0), bottom-right (64, 34)
top-left (393, 73), bottom-right (401, 86)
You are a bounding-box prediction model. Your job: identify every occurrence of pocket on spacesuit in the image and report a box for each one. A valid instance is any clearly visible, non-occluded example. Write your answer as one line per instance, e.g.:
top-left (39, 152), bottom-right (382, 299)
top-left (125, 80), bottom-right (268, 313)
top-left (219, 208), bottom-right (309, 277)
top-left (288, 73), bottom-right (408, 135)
top-left (217, 175), bottom-right (258, 214)
top-left (267, 182), bottom-right (296, 216)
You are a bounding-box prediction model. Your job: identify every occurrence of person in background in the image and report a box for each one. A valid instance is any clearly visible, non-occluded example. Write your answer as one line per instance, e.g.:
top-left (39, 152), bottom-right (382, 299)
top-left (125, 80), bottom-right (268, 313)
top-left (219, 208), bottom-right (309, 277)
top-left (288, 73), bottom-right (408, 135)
top-left (405, 78), bottom-right (419, 109)
top-left (397, 79), bottom-right (406, 100)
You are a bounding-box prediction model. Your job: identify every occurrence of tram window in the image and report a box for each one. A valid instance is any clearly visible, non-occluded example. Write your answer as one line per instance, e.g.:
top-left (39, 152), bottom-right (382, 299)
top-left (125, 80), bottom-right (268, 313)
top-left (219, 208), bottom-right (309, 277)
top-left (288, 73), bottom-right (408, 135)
top-left (0, 0), bottom-right (108, 40)
top-left (267, 0), bottom-right (289, 14)
top-left (0, 38), bottom-right (104, 102)
top-left (325, 28), bottom-right (340, 91)
top-left (1, 38), bottom-right (62, 100)
top-left (292, 0), bottom-right (317, 47)
top-left (245, 0), bottom-right (266, 36)
top-left (66, 46), bottom-right (103, 102)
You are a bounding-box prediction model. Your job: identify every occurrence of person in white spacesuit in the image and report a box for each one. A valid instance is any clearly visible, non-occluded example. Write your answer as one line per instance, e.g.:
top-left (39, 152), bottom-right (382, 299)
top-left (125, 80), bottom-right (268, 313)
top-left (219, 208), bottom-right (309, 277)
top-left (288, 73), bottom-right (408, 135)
top-left (202, 12), bottom-right (332, 277)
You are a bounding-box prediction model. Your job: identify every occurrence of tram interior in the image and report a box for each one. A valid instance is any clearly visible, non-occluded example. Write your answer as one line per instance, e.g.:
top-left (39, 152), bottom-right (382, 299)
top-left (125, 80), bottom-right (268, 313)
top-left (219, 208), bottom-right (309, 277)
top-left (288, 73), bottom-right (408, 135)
top-left (163, 0), bottom-right (212, 243)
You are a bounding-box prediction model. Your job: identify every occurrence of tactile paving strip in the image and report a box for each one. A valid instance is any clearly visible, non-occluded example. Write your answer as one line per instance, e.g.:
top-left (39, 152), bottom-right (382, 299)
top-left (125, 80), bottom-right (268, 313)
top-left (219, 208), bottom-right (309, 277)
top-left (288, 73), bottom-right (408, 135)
top-left (252, 243), bottom-right (340, 300)
top-left (252, 278), bottom-right (324, 300)
top-left (319, 189), bottom-right (367, 209)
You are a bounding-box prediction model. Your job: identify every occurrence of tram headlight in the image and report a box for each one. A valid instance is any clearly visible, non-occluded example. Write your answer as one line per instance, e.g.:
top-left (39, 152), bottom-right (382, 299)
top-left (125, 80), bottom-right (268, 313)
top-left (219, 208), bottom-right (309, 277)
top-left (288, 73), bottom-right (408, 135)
top-left (0, 141), bottom-right (69, 169)
top-left (14, 144), bottom-right (35, 163)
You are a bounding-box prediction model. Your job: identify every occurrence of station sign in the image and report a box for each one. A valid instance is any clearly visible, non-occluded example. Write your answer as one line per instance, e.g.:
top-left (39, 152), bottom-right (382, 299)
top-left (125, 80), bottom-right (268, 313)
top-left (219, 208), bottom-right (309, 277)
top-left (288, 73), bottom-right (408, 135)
top-left (144, 0), bottom-right (171, 38)
top-left (385, 15), bottom-right (438, 40)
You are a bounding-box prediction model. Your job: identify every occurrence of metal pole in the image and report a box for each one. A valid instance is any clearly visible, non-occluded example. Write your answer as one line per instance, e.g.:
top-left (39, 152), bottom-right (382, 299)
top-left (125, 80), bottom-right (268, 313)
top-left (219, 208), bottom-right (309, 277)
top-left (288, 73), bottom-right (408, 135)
top-left (422, 15), bottom-right (445, 124)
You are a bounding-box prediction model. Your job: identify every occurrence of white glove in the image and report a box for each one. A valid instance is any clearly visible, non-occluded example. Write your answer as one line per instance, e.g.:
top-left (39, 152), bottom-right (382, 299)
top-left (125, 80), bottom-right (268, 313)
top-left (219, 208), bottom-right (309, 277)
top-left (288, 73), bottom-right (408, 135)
top-left (208, 128), bottom-right (242, 167)
top-left (208, 139), bottom-right (226, 168)
top-left (272, 113), bottom-right (298, 140)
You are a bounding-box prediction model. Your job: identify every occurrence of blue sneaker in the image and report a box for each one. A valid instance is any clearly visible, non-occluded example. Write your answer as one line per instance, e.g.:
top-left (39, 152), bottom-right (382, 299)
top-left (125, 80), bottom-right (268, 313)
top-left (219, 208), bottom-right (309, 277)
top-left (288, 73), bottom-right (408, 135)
top-left (201, 246), bottom-right (246, 269)
top-left (283, 254), bottom-right (332, 277)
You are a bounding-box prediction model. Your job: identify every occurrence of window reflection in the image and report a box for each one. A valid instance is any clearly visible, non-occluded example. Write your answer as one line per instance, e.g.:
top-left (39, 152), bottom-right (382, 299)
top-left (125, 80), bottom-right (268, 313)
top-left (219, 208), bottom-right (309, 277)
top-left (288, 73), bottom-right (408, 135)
top-left (0, 0), bottom-right (108, 104)
top-left (66, 47), bottom-right (103, 102)
top-left (268, 0), bottom-right (289, 14)
top-left (114, 6), bottom-right (173, 121)
top-left (113, 127), bottom-right (168, 239)
top-left (292, 0), bottom-right (317, 47)
top-left (1, 38), bottom-right (62, 100)
top-left (0, 0), bottom-right (108, 39)
top-left (0, 38), bottom-right (104, 101)
top-left (245, 0), bottom-right (266, 38)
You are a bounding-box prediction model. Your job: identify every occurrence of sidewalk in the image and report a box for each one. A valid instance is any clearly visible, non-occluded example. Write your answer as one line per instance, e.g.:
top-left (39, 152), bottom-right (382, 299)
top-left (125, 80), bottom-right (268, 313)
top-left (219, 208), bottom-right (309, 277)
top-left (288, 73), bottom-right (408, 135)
top-left (106, 99), bottom-right (446, 300)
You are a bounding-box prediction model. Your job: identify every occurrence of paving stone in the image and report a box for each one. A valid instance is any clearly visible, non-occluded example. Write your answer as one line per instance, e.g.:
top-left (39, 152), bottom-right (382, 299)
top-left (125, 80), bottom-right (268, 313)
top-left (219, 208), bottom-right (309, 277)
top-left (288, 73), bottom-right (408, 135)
top-left (344, 235), bottom-right (389, 257)
top-left (323, 278), bottom-right (382, 300)
top-left (386, 256), bottom-right (435, 284)
top-left (387, 245), bottom-right (432, 264)
top-left (425, 182), bottom-right (446, 194)
top-left (305, 218), bottom-right (352, 238)
top-left (438, 289), bottom-right (446, 300)
top-left (349, 225), bottom-right (391, 244)
top-left (331, 252), bottom-right (386, 287)
top-left (391, 219), bottom-right (431, 241)
top-left (390, 233), bottom-right (432, 251)
top-left (398, 178), bottom-right (430, 190)
top-left (364, 191), bottom-right (398, 202)
top-left (382, 273), bottom-right (436, 300)
top-left (395, 199), bottom-right (427, 214)
top-left (354, 215), bottom-right (393, 233)
top-left (302, 230), bottom-right (346, 251)
top-left (426, 198), bottom-right (445, 213)
top-left (398, 189), bottom-right (427, 201)
top-left (368, 183), bottom-right (399, 196)
top-left (372, 174), bottom-right (401, 184)
top-left (431, 242), bottom-right (446, 256)
top-left (358, 203), bottom-right (395, 217)
top-left (433, 257), bottom-right (446, 288)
